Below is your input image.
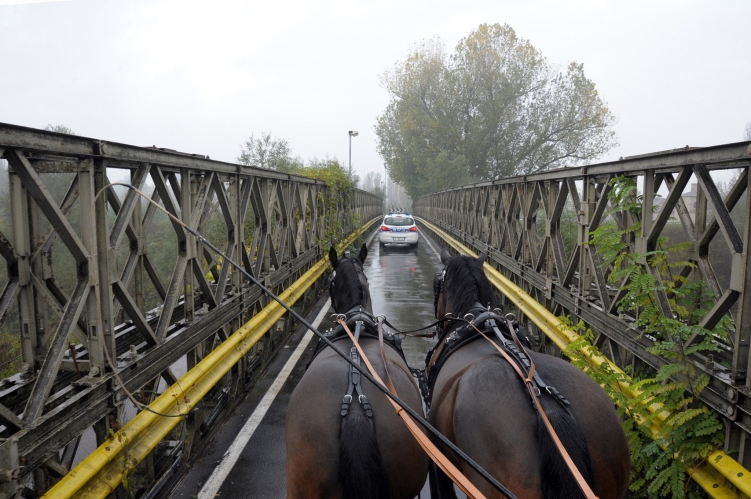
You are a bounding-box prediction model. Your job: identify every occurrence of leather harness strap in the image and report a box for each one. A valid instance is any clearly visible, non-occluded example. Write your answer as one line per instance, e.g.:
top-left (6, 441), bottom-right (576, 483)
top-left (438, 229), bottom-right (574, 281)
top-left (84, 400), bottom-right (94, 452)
top-left (337, 318), bottom-right (489, 499)
top-left (377, 317), bottom-right (399, 396)
top-left (340, 320), bottom-right (374, 421)
top-left (466, 319), bottom-right (599, 499)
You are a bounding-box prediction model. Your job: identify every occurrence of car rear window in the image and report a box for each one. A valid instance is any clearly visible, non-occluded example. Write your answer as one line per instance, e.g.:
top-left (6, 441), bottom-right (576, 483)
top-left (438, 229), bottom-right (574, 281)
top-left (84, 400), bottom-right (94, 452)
top-left (385, 217), bottom-right (414, 226)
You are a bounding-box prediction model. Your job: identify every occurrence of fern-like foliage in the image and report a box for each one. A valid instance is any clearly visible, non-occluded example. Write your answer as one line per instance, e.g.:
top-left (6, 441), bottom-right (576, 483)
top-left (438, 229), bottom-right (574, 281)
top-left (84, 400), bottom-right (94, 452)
top-left (563, 175), bottom-right (728, 498)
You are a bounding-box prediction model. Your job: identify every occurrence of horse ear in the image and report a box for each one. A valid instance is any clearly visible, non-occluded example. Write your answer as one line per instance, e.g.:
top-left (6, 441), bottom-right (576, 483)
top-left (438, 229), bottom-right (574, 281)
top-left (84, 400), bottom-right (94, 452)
top-left (328, 246), bottom-right (338, 268)
top-left (440, 248), bottom-right (451, 265)
top-left (358, 243), bottom-right (368, 264)
top-left (477, 252), bottom-right (485, 264)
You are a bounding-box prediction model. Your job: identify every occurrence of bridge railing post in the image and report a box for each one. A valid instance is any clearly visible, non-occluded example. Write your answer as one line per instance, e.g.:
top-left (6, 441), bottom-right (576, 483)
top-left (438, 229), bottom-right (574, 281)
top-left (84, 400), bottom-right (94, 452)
top-left (414, 141), bottom-right (751, 474)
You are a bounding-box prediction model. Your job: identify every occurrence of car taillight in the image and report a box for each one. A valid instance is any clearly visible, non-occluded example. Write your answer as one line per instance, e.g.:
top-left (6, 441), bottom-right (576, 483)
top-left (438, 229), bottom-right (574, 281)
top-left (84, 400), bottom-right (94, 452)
top-left (381, 226), bottom-right (390, 232)
top-left (409, 226), bottom-right (417, 232)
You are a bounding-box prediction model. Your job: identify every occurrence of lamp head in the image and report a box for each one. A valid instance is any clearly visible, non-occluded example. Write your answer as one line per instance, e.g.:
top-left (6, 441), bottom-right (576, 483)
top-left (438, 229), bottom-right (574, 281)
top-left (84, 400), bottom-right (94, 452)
top-left (348, 130), bottom-right (359, 137)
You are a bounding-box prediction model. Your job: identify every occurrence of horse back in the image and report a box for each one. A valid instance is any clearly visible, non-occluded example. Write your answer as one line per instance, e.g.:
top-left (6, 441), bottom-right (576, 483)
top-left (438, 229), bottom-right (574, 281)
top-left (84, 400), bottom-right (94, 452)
top-left (430, 341), bottom-right (630, 499)
top-left (286, 338), bottom-right (428, 499)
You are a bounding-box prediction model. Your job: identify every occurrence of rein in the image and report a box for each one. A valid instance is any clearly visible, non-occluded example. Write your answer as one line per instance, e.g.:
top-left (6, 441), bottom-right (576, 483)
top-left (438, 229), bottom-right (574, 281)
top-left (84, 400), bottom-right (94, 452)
top-left (336, 318), bottom-right (494, 499)
top-left (432, 256), bottom-right (597, 499)
top-left (381, 317), bottom-right (442, 337)
top-left (452, 314), bottom-right (599, 499)
top-left (103, 183), bottom-right (519, 499)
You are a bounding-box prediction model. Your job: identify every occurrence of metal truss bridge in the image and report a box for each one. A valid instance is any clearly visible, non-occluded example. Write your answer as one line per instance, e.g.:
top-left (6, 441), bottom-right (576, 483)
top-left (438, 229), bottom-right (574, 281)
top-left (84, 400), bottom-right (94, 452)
top-left (0, 123), bottom-right (750, 498)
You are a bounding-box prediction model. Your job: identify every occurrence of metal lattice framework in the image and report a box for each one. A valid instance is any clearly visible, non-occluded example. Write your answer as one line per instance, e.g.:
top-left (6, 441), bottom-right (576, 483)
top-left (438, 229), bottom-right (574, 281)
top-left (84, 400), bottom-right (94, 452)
top-left (0, 123), bottom-right (380, 497)
top-left (414, 142), bottom-right (751, 467)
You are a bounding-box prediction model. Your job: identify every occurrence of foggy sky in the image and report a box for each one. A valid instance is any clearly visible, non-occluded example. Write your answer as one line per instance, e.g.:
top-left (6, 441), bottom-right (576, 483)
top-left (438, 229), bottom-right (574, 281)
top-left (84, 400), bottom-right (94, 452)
top-left (0, 0), bottom-right (749, 184)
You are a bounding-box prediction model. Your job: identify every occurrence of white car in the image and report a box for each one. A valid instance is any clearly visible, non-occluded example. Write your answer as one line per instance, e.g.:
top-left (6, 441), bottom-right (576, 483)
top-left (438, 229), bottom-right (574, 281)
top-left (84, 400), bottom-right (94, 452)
top-left (378, 212), bottom-right (418, 249)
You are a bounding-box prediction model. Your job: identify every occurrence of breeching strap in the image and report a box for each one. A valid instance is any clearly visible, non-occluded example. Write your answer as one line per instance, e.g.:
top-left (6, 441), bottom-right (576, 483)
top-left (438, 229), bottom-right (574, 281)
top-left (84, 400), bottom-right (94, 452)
top-left (336, 319), bottom-right (488, 499)
top-left (468, 321), bottom-right (599, 499)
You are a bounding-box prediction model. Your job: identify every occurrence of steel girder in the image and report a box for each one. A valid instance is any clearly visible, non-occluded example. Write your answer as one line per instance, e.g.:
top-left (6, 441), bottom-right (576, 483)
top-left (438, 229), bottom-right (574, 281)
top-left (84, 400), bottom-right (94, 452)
top-left (0, 123), bottom-right (381, 497)
top-left (414, 142), bottom-right (751, 467)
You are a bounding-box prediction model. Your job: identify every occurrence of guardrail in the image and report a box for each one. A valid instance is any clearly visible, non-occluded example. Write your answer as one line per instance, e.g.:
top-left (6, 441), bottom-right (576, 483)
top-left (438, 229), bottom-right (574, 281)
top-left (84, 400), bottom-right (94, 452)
top-left (42, 217), bottom-right (378, 498)
top-left (418, 217), bottom-right (750, 498)
top-left (0, 123), bottom-right (381, 498)
top-left (413, 142), bottom-right (751, 472)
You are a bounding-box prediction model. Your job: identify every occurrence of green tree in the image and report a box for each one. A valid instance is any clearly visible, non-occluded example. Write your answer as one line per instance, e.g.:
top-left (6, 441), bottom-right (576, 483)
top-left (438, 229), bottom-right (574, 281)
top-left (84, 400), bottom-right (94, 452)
top-left (376, 24), bottom-right (617, 197)
top-left (424, 152), bottom-right (473, 193)
top-left (238, 132), bottom-right (303, 172)
top-left (288, 158), bottom-right (359, 245)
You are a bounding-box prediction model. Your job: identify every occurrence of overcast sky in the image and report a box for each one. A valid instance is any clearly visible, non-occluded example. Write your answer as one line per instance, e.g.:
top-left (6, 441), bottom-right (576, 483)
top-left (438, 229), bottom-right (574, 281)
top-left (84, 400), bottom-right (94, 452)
top-left (1, 0), bottom-right (749, 184)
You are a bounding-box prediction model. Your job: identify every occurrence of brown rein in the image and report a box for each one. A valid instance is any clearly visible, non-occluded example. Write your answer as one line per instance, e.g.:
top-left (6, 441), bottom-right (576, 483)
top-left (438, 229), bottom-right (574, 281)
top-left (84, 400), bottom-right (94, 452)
top-left (466, 319), bottom-right (599, 499)
top-left (336, 318), bottom-right (489, 499)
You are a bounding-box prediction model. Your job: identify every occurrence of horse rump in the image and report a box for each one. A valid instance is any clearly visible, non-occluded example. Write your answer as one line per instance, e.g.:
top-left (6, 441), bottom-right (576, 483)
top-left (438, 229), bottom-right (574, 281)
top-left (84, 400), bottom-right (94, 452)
top-left (339, 402), bottom-right (389, 499)
top-left (537, 401), bottom-right (594, 499)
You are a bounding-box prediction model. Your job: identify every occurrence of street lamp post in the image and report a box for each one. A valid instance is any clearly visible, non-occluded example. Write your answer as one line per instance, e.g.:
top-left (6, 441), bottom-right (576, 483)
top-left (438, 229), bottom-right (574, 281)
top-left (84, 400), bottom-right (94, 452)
top-left (348, 130), bottom-right (358, 182)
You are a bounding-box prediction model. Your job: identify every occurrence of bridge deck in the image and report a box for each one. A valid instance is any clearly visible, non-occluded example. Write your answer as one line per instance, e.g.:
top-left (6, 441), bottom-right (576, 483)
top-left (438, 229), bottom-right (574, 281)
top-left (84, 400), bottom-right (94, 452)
top-left (170, 230), bottom-right (450, 498)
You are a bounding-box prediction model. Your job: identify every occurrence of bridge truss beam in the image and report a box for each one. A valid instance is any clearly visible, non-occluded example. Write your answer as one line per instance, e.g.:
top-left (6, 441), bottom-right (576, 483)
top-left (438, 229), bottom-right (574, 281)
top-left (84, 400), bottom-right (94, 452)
top-left (414, 141), bottom-right (751, 470)
top-left (0, 123), bottom-right (381, 497)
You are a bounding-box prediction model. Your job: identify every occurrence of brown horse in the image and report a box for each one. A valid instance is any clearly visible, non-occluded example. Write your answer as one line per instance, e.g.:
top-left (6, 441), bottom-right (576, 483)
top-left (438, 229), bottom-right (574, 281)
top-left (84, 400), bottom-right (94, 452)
top-left (428, 249), bottom-right (630, 499)
top-left (286, 244), bottom-right (429, 499)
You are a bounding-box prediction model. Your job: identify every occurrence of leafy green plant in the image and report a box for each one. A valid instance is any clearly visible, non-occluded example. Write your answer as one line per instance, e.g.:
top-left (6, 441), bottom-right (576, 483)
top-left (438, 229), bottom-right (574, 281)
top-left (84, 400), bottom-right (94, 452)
top-left (563, 175), bottom-right (726, 498)
top-left (289, 159), bottom-right (363, 248)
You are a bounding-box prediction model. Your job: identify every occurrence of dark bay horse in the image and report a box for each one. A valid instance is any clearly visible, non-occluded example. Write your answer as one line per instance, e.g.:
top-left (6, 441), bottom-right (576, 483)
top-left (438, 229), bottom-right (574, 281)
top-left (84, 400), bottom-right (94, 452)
top-left (428, 249), bottom-right (630, 499)
top-left (286, 244), bottom-right (429, 499)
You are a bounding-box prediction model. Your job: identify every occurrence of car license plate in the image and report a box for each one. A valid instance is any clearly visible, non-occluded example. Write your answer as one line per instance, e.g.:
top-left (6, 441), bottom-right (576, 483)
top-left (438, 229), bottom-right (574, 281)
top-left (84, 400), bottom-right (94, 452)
top-left (393, 237), bottom-right (405, 241)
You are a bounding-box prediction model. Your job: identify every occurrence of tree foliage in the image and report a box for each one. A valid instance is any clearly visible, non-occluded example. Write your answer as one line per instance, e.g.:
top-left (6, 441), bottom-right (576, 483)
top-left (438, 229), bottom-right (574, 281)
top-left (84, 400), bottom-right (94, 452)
top-left (238, 132), bottom-right (303, 172)
top-left (745, 121), bottom-right (751, 141)
top-left (376, 24), bottom-right (618, 197)
top-left (288, 158), bottom-right (361, 246)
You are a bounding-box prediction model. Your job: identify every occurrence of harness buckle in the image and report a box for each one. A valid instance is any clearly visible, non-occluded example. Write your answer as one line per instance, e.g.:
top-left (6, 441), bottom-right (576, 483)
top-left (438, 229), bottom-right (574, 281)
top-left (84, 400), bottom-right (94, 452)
top-left (463, 312), bottom-right (474, 322)
top-left (445, 331), bottom-right (459, 344)
top-left (505, 312), bottom-right (516, 322)
top-left (343, 394), bottom-right (352, 403)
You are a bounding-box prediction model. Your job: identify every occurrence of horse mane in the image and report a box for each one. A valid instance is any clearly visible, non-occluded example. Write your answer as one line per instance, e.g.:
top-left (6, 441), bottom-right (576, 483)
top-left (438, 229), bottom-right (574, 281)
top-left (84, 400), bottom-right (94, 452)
top-left (333, 257), bottom-right (369, 312)
top-left (444, 255), bottom-right (494, 315)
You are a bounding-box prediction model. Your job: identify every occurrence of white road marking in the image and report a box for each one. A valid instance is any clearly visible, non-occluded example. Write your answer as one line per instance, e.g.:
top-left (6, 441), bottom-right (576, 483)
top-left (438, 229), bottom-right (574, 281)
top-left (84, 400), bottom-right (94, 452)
top-left (197, 299), bottom-right (331, 499)
top-left (366, 224), bottom-right (379, 245)
top-left (419, 228), bottom-right (442, 260)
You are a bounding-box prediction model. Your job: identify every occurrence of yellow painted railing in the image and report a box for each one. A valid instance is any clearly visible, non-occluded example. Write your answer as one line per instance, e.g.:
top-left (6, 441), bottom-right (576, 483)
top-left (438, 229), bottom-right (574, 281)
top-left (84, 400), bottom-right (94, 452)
top-left (417, 216), bottom-right (750, 499)
top-left (43, 217), bottom-right (379, 499)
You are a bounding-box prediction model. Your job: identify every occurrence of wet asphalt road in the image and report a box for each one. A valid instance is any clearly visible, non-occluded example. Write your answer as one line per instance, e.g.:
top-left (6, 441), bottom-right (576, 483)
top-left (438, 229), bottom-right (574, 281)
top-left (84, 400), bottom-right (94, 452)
top-left (170, 228), bottom-right (451, 499)
top-left (366, 234), bottom-right (445, 367)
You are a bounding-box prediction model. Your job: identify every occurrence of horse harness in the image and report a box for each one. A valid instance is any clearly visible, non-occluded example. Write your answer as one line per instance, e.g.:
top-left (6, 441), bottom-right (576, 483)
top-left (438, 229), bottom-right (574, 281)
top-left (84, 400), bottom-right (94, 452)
top-left (308, 306), bottom-right (407, 424)
top-left (334, 316), bottom-right (494, 499)
top-left (423, 302), bottom-right (571, 416)
top-left (429, 269), bottom-right (598, 499)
